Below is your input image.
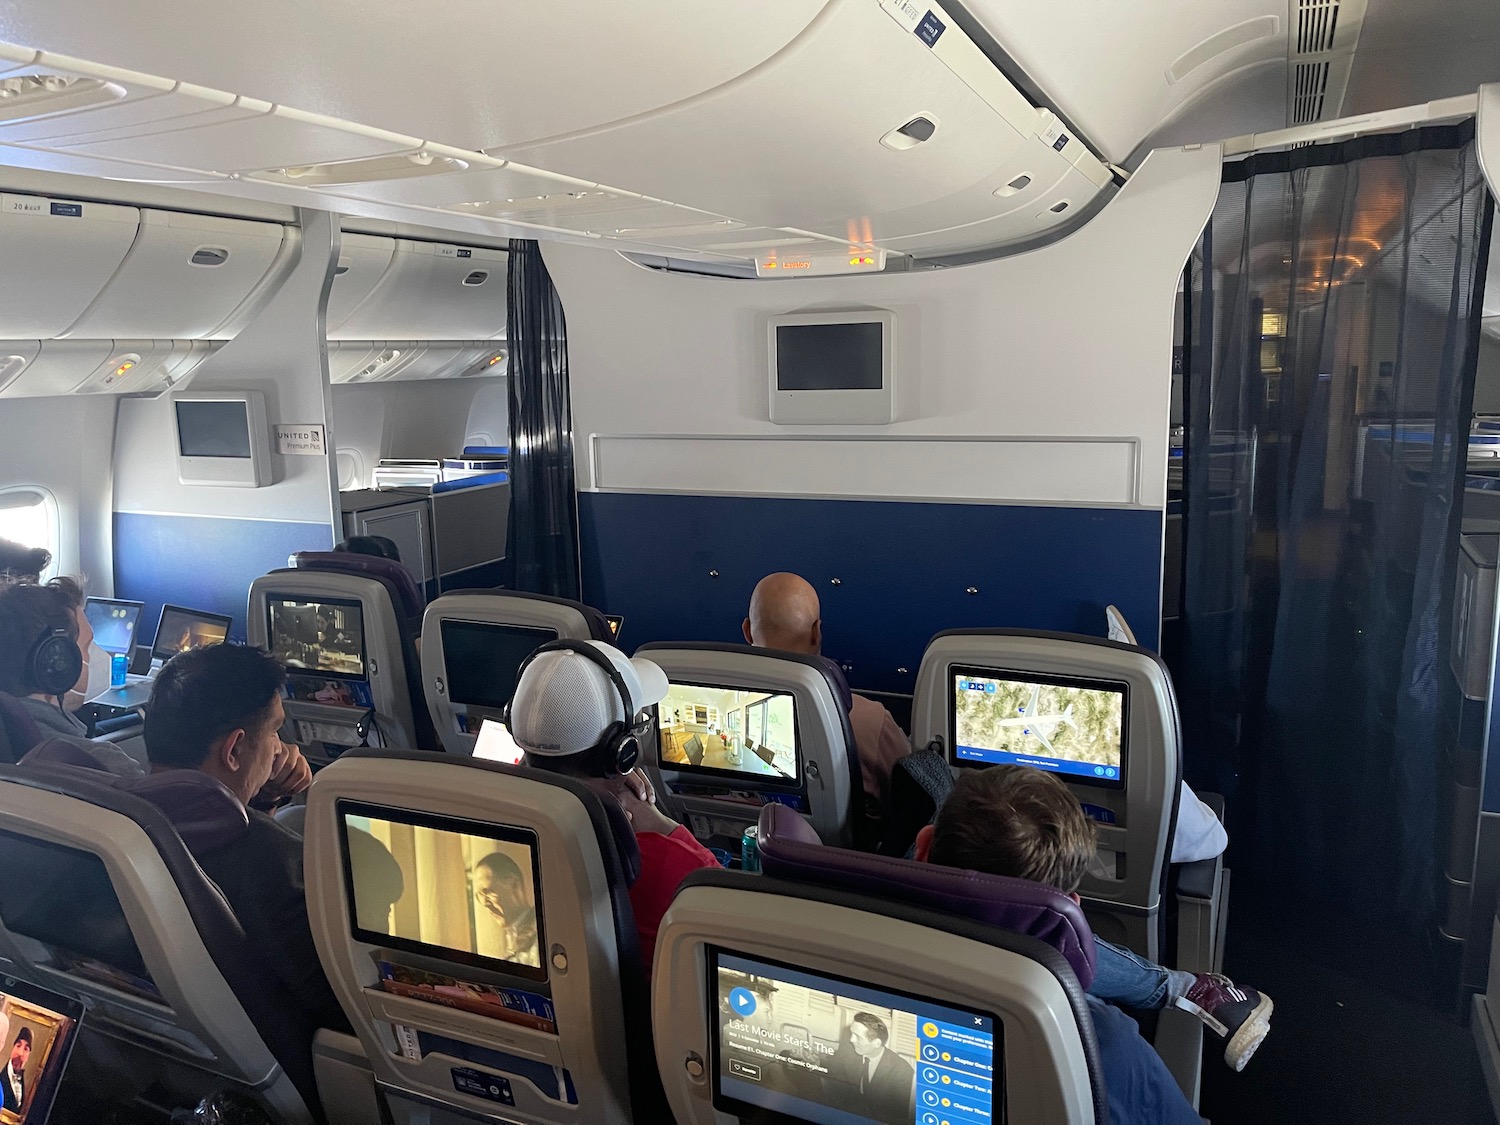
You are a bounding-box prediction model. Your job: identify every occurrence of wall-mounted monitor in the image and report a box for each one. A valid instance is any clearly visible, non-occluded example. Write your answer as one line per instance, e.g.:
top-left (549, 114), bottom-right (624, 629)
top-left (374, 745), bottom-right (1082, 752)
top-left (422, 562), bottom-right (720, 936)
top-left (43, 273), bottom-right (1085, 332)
top-left (768, 310), bottom-right (895, 425)
top-left (173, 390), bottom-right (272, 487)
top-left (949, 665), bottom-right (1127, 789)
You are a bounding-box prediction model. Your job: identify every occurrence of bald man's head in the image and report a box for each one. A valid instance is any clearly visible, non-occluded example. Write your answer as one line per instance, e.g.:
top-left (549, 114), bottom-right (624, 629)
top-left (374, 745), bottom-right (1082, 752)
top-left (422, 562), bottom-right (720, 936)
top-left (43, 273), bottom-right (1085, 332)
top-left (743, 573), bottom-right (822, 656)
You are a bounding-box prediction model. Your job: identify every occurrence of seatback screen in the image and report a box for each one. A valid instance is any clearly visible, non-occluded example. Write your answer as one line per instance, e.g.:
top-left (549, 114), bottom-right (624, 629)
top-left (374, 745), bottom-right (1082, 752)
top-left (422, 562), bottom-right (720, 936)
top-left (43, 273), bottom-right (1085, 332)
top-left (152, 605), bottom-right (232, 663)
top-left (0, 976), bottom-right (85, 1124)
top-left (659, 681), bottom-right (799, 783)
top-left (950, 665), bottom-right (1127, 788)
top-left (84, 598), bottom-right (142, 657)
top-left (339, 802), bottom-right (546, 981)
top-left (267, 594), bottom-right (367, 682)
top-left (711, 948), bottom-right (999, 1125)
top-left (175, 399), bottom-right (251, 459)
top-left (440, 620), bottom-right (558, 710)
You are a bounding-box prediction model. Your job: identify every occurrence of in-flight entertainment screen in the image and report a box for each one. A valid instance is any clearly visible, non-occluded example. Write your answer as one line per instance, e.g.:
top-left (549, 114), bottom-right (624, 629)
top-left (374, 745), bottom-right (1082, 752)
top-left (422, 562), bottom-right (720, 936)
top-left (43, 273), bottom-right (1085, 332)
top-left (151, 605), bottom-right (232, 663)
top-left (949, 665), bottom-right (1127, 788)
top-left (0, 975), bottom-right (85, 1125)
top-left (267, 595), bottom-right (367, 681)
top-left (712, 948), bottom-right (999, 1125)
top-left (439, 620), bottom-right (557, 711)
top-left (659, 681), bottom-right (798, 783)
top-left (340, 802), bottom-right (546, 981)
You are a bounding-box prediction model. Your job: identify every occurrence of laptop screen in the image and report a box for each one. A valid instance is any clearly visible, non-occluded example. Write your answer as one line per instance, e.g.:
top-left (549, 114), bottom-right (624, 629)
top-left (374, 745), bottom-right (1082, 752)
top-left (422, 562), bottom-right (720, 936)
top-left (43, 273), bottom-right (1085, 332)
top-left (0, 975), bottom-right (85, 1123)
top-left (83, 598), bottom-right (143, 658)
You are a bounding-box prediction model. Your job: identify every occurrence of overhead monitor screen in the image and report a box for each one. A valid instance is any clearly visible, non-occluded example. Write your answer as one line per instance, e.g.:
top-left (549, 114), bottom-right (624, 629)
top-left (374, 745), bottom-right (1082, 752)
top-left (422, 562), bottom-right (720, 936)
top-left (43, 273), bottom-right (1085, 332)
top-left (711, 947), bottom-right (999, 1125)
top-left (776, 322), bottom-right (884, 391)
top-left (175, 399), bottom-right (252, 459)
top-left (267, 594), bottom-right (367, 682)
top-left (339, 802), bottom-right (546, 981)
top-left (950, 665), bottom-right (1127, 788)
top-left (151, 605), bottom-right (232, 663)
top-left (659, 681), bottom-right (798, 783)
top-left (84, 597), bottom-right (143, 657)
top-left (0, 974), bottom-right (85, 1125)
top-left (440, 620), bottom-right (558, 710)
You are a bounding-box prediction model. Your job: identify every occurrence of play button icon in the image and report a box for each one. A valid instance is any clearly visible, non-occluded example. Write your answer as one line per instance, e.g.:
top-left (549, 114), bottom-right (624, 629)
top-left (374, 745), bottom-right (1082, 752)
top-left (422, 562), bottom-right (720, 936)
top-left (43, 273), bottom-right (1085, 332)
top-left (729, 988), bottom-right (758, 1017)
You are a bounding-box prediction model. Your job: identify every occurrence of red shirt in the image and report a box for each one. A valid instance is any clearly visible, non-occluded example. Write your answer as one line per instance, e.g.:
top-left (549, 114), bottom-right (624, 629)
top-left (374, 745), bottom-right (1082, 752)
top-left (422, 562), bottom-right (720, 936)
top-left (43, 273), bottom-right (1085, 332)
top-left (629, 825), bottom-right (719, 972)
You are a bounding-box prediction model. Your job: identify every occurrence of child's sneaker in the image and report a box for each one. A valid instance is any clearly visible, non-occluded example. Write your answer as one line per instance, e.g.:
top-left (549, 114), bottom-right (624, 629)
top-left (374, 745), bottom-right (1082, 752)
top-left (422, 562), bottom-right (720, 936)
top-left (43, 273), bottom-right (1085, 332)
top-left (1175, 973), bottom-right (1273, 1071)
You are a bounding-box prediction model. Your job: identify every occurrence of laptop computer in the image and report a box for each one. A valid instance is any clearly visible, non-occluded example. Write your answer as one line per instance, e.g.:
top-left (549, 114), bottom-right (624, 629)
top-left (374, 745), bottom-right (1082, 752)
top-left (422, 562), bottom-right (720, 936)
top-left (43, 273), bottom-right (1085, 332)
top-left (83, 597), bottom-right (144, 665)
top-left (0, 975), bottom-right (86, 1123)
top-left (93, 604), bottom-right (233, 709)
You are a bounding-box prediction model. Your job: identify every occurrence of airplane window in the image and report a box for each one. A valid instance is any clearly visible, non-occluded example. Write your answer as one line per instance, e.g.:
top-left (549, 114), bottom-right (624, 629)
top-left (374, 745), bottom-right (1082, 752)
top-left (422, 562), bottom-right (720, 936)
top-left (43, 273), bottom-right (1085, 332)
top-left (0, 488), bottom-right (57, 579)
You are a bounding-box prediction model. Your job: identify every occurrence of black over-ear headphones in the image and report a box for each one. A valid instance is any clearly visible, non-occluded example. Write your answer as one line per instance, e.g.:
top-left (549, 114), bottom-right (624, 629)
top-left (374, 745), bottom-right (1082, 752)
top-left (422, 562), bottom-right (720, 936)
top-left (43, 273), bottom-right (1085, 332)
top-left (502, 639), bottom-right (644, 776)
top-left (30, 625), bottom-right (83, 699)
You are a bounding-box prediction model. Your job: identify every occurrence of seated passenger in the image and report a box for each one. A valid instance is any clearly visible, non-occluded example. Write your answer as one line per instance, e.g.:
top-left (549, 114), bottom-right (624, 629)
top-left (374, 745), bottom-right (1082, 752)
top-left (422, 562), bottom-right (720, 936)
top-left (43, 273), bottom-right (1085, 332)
top-left (0, 539), bottom-right (48, 586)
top-left (0, 579), bottom-right (143, 775)
top-left (337, 535), bottom-right (403, 562)
top-left (508, 641), bottom-right (718, 969)
top-left (742, 573), bottom-right (909, 809)
top-left (916, 766), bottom-right (1272, 1077)
top-left (143, 644), bottom-right (345, 1034)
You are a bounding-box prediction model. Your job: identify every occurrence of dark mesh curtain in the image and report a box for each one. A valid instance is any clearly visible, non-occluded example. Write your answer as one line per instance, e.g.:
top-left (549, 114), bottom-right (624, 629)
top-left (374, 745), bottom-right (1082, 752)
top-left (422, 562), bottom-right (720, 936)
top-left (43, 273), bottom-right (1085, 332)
top-left (505, 240), bottom-right (581, 599)
top-left (1179, 124), bottom-right (1491, 928)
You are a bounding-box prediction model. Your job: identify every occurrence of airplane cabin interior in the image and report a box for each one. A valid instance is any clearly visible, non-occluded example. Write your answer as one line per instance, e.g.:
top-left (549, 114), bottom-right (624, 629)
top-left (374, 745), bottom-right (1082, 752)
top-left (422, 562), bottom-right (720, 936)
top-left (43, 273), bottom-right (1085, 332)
top-left (0, 0), bottom-right (1496, 1122)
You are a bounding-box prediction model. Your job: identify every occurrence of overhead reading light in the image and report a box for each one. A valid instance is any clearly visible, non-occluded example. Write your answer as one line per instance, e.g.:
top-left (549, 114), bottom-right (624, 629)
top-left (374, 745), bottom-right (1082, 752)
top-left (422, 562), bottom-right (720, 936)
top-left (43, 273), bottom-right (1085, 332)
top-left (353, 349), bottom-right (402, 381)
top-left (0, 74), bottom-right (125, 122)
top-left (247, 151), bottom-right (468, 187)
top-left (880, 114), bottom-right (940, 151)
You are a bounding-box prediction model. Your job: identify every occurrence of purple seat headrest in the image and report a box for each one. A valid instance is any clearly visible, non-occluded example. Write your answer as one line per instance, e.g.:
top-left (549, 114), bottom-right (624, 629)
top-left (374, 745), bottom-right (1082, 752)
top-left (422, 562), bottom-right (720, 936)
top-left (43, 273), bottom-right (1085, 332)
top-left (0, 693), bottom-right (43, 765)
top-left (19, 741), bottom-right (249, 853)
top-left (756, 803), bottom-right (1097, 989)
top-left (290, 551), bottom-right (425, 621)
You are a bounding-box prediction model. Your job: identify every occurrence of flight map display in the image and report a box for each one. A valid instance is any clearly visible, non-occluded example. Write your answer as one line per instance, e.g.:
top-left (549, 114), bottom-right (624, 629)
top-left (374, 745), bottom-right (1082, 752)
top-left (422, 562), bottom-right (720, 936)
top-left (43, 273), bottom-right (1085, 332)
top-left (713, 949), bottom-right (998, 1125)
top-left (951, 666), bottom-right (1126, 786)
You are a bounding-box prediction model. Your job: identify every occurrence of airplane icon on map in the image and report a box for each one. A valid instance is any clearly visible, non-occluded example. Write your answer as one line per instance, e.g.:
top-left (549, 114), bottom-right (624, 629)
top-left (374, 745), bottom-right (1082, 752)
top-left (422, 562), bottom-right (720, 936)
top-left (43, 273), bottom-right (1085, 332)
top-left (1002, 684), bottom-right (1077, 755)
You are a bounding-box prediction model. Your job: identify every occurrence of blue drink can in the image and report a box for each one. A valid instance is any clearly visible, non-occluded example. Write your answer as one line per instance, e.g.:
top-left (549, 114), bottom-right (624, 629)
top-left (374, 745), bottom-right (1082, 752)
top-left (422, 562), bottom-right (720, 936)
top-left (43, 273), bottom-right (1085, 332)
top-left (110, 652), bottom-right (128, 689)
top-left (740, 825), bottom-right (762, 874)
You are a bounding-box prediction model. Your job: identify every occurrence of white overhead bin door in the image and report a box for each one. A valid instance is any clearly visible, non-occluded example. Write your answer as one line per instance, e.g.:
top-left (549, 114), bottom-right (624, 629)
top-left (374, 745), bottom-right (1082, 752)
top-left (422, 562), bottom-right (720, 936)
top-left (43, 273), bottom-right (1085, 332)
top-left (64, 210), bottom-right (288, 339)
top-left (332, 240), bottom-right (507, 341)
top-left (0, 339), bottom-right (113, 397)
top-left (0, 194), bottom-right (138, 338)
top-left (327, 234), bottom-right (397, 336)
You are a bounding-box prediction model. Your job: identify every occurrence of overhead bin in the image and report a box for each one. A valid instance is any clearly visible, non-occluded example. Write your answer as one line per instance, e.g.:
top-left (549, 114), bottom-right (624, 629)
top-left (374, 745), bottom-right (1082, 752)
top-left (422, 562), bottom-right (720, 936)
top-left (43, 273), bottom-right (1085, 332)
top-left (0, 193), bottom-right (138, 338)
top-left (495, 0), bottom-right (1112, 258)
top-left (328, 239), bottom-right (507, 341)
top-left (327, 234), bottom-right (398, 333)
top-left (64, 209), bottom-right (289, 339)
top-left (328, 341), bottom-right (506, 384)
top-left (0, 338), bottom-right (219, 398)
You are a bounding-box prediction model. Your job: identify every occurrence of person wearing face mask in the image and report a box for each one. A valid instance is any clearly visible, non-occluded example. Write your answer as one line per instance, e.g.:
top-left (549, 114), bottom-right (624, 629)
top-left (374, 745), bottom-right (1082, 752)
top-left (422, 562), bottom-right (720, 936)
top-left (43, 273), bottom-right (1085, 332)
top-left (0, 579), bottom-right (144, 775)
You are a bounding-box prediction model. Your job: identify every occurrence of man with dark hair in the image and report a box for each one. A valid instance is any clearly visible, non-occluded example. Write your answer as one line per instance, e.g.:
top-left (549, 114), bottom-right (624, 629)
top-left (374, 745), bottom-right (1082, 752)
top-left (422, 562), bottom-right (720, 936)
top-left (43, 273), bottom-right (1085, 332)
top-left (1, 1026), bottom-right (29, 1112)
top-left (833, 1011), bottom-right (914, 1123)
top-left (144, 645), bottom-right (338, 1032)
top-left (0, 538), bottom-right (49, 586)
top-left (474, 852), bottom-right (538, 966)
top-left (0, 580), bottom-right (142, 775)
top-left (915, 767), bottom-right (1256, 1125)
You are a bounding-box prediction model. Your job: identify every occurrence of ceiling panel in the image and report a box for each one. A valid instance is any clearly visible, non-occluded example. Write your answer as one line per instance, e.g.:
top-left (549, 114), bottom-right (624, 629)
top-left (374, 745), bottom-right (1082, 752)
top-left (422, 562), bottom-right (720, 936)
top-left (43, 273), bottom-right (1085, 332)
top-left (0, 0), bottom-right (828, 151)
